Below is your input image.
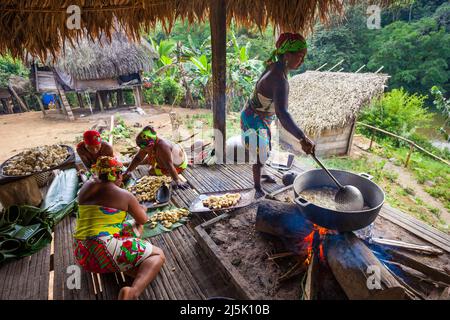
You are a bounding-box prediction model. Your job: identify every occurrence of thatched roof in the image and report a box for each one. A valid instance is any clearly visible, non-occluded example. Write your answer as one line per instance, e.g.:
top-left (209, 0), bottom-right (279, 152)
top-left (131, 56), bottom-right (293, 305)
top-left (51, 32), bottom-right (157, 80)
top-left (0, 1), bottom-right (394, 60)
top-left (288, 71), bottom-right (389, 136)
top-left (8, 75), bottom-right (32, 93)
top-left (0, 75), bottom-right (32, 94)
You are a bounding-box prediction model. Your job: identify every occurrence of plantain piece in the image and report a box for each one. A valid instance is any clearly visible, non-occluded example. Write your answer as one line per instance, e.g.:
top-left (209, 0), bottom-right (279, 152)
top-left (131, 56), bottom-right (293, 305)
top-left (127, 176), bottom-right (172, 202)
top-left (202, 193), bottom-right (241, 209)
top-left (3, 145), bottom-right (69, 176)
top-left (148, 208), bottom-right (190, 229)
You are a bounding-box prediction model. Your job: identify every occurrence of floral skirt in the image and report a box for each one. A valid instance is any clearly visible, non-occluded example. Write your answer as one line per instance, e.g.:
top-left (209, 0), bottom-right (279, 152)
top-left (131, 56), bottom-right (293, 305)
top-left (73, 220), bottom-right (153, 273)
top-left (240, 106), bottom-right (276, 162)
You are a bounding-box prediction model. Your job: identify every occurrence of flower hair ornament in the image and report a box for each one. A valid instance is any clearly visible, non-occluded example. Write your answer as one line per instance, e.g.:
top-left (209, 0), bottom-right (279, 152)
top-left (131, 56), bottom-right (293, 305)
top-left (91, 156), bottom-right (124, 182)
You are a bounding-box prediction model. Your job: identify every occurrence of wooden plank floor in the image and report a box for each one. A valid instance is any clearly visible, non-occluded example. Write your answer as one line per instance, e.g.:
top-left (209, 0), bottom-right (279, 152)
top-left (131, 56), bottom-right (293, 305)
top-left (1, 161), bottom-right (448, 299)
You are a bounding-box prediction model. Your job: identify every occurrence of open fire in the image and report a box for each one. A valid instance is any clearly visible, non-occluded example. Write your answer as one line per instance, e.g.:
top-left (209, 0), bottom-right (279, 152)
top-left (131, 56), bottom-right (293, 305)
top-left (301, 224), bottom-right (329, 265)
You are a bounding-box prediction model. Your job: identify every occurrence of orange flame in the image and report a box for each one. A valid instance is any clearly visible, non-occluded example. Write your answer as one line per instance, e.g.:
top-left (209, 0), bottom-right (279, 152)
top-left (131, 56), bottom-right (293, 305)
top-left (301, 224), bottom-right (328, 265)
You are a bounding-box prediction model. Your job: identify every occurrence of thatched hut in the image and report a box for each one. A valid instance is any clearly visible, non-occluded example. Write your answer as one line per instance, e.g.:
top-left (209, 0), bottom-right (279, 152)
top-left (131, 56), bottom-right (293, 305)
top-left (0, 0), bottom-right (393, 152)
top-left (0, 75), bottom-right (35, 114)
top-left (280, 71), bottom-right (389, 157)
top-left (30, 31), bottom-right (157, 117)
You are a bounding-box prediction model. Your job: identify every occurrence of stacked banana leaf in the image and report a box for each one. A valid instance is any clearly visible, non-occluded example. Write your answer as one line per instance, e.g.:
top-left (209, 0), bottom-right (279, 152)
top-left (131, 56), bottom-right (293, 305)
top-left (0, 169), bottom-right (79, 264)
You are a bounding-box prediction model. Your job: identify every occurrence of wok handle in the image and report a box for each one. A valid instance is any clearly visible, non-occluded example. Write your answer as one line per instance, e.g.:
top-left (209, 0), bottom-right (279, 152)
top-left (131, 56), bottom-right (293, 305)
top-left (311, 153), bottom-right (344, 189)
top-left (294, 197), bottom-right (311, 207)
top-left (359, 172), bottom-right (374, 181)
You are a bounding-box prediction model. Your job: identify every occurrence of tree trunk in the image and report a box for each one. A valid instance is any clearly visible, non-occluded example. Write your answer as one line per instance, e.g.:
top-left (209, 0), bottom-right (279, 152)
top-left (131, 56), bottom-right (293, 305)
top-left (255, 199), bottom-right (314, 240)
top-left (324, 232), bottom-right (412, 300)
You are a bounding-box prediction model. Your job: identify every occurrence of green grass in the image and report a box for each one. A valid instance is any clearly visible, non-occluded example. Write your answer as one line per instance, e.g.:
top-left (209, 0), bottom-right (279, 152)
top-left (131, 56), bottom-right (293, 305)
top-left (372, 142), bottom-right (450, 210)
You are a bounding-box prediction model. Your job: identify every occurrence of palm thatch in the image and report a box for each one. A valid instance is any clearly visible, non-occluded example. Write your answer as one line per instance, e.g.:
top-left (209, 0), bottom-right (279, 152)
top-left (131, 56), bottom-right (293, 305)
top-left (0, 75), bottom-right (32, 94)
top-left (0, 0), bottom-right (394, 60)
top-left (8, 75), bottom-right (32, 93)
top-left (52, 32), bottom-right (157, 80)
top-left (288, 71), bottom-right (389, 136)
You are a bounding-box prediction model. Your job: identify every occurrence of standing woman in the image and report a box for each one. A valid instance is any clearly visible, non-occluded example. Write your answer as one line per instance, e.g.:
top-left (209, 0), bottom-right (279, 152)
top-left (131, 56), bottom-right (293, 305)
top-left (241, 33), bottom-right (316, 197)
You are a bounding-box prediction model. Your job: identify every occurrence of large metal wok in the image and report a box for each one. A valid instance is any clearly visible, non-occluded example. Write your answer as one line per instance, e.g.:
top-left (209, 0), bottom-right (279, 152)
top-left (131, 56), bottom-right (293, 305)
top-left (293, 169), bottom-right (385, 232)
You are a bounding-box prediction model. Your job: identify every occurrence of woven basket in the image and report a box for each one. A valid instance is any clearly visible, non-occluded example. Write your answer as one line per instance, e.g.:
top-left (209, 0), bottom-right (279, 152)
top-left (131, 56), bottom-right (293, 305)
top-left (33, 171), bottom-right (54, 187)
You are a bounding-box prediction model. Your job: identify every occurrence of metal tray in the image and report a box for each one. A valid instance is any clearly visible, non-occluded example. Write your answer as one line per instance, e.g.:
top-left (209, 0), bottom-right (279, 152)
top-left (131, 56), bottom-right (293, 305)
top-left (189, 188), bottom-right (255, 214)
top-left (268, 152), bottom-right (294, 171)
top-left (127, 177), bottom-right (172, 210)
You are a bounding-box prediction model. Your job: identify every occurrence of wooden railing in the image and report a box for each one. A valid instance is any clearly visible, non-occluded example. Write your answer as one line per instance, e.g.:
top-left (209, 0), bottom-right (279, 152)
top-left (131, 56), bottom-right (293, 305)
top-left (356, 122), bottom-right (450, 167)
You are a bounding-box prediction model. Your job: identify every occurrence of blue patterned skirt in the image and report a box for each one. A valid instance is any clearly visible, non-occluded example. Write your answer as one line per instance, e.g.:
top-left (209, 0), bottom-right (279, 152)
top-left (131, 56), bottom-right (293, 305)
top-left (240, 106), bottom-right (276, 162)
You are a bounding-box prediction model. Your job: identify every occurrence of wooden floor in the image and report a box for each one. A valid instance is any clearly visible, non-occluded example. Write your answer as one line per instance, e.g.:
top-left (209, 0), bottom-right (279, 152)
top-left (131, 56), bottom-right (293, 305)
top-left (0, 161), bottom-right (449, 300)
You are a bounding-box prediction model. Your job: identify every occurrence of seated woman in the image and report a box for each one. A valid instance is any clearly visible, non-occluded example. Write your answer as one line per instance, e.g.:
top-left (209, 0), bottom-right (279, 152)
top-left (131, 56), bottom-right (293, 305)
top-left (124, 125), bottom-right (189, 189)
top-left (73, 156), bottom-right (165, 300)
top-left (76, 130), bottom-right (114, 171)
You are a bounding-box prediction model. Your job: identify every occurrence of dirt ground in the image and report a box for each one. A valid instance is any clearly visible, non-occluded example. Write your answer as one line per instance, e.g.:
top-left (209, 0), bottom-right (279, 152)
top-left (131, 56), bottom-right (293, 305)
top-left (0, 105), bottom-right (210, 163)
top-left (352, 135), bottom-right (450, 229)
top-left (209, 204), bottom-right (305, 300)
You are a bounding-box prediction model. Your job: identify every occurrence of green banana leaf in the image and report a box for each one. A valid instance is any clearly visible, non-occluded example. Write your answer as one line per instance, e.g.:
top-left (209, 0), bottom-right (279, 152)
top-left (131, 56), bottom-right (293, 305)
top-left (7, 205), bottom-right (44, 226)
top-left (0, 168), bottom-right (78, 264)
top-left (141, 205), bottom-right (190, 239)
top-left (0, 252), bottom-right (16, 264)
top-left (41, 168), bottom-right (79, 213)
top-left (0, 239), bottom-right (22, 253)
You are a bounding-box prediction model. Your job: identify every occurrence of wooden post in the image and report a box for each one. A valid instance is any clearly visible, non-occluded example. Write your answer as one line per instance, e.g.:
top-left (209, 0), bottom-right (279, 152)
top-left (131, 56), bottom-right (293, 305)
top-left (369, 129), bottom-right (374, 150)
top-left (53, 94), bottom-right (64, 114)
top-left (77, 92), bottom-right (84, 109)
top-left (99, 91), bottom-right (109, 110)
top-left (8, 85), bottom-right (28, 112)
top-left (405, 143), bottom-right (414, 168)
top-left (1, 99), bottom-right (8, 113)
top-left (96, 91), bottom-right (105, 112)
top-left (133, 87), bottom-right (142, 109)
top-left (109, 115), bottom-right (115, 146)
top-left (137, 86), bottom-right (144, 106)
top-left (346, 120), bottom-right (357, 155)
top-left (108, 91), bottom-right (115, 109)
top-left (6, 98), bottom-right (14, 113)
top-left (116, 89), bottom-right (124, 107)
top-left (210, 0), bottom-right (227, 163)
top-left (33, 93), bottom-right (46, 116)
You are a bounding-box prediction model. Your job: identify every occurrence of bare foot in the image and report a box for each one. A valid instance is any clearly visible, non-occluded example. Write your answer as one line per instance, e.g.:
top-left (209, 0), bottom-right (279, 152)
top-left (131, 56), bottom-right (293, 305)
top-left (261, 174), bottom-right (276, 183)
top-left (118, 286), bottom-right (138, 300)
top-left (254, 188), bottom-right (266, 199)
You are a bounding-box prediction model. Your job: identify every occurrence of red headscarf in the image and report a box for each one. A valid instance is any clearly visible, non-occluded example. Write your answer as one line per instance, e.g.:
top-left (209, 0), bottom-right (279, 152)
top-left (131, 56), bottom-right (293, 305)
top-left (276, 33), bottom-right (306, 49)
top-left (83, 130), bottom-right (102, 146)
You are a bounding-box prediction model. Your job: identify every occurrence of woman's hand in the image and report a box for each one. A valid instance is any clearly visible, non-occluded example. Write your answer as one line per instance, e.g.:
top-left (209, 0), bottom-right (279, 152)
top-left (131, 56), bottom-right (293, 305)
top-left (171, 180), bottom-right (189, 190)
top-left (300, 136), bottom-right (315, 155)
